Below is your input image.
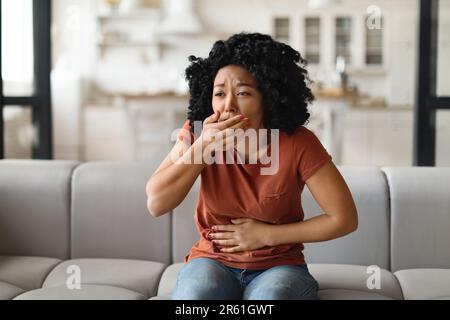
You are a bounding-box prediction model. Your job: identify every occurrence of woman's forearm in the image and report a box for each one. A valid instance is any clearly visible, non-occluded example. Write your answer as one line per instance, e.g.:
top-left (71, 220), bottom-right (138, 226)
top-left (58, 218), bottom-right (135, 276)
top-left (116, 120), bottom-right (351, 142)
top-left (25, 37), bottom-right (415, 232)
top-left (266, 213), bottom-right (358, 246)
top-left (146, 140), bottom-right (207, 217)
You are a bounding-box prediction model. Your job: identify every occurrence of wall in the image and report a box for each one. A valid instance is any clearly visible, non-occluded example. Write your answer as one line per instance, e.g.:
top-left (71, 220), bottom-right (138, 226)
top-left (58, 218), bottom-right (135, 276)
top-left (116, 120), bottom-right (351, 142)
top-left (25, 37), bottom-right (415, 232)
top-left (51, 0), bottom-right (97, 160)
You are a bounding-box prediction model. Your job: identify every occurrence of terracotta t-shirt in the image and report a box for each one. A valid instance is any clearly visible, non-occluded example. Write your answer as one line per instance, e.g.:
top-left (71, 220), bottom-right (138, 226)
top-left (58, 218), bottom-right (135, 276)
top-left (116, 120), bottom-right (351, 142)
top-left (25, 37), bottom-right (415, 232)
top-left (177, 120), bottom-right (332, 270)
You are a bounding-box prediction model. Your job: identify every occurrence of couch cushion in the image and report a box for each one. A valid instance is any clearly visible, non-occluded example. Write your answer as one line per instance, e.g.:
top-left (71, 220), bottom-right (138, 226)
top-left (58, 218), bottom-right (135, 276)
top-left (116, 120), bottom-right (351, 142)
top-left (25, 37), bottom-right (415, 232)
top-left (383, 167), bottom-right (450, 271)
top-left (14, 285), bottom-right (146, 300)
top-left (318, 289), bottom-right (393, 300)
top-left (0, 281), bottom-right (24, 300)
top-left (41, 259), bottom-right (166, 298)
top-left (149, 295), bottom-right (171, 300)
top-left (71, 162), bottom-right (171, 263)
top-left (394, 269), bottom-right (450, 300)
top-left (157, 263), bottom-right (403, 300)
top-left (303, 166), bottom-right (390, 269)
top-left (309, 264), bottom-right (403, 300)
top-left (156, 263), bottom-right (184, 297)
top-left (0, 160), bottom-right (78, 259)
top-left (0, 256), bottom-right (61, 291)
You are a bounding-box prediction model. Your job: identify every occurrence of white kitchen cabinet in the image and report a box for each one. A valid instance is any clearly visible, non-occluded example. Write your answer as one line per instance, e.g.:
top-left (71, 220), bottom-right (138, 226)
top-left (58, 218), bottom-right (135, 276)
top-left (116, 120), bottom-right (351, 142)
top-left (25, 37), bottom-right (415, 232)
top-left (82, 95), bottom-right (188, 162)
top-left (342, 108), bottom-right (450, 167)
top-left (342, 109), bottom-right (414, 166)
top-left (370, 111), bottom-right (413, 166)
top-left (83, 105), bottom-right (134, 161)
top-left (341, 110), bottom-right (372, 165)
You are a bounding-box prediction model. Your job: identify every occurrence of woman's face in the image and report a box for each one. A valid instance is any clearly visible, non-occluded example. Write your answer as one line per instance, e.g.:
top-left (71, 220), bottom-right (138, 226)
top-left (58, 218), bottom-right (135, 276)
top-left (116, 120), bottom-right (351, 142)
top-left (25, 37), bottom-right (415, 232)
top-left (212, 64), bottom-right (264, 129)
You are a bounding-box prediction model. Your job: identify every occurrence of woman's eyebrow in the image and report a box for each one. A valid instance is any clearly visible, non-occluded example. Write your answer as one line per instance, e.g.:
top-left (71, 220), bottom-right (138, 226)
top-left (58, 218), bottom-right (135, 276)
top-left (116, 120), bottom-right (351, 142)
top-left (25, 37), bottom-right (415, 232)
top-left (237, 82), bottom-right (255, 88)
top-left (213, 82), bottom-right (255, 88)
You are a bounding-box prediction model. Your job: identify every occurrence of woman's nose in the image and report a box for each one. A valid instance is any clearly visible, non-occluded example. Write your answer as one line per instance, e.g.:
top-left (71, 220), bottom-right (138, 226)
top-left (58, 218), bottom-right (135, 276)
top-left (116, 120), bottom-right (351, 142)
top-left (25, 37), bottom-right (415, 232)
top-left (224, 96), bottom-right (237, 114)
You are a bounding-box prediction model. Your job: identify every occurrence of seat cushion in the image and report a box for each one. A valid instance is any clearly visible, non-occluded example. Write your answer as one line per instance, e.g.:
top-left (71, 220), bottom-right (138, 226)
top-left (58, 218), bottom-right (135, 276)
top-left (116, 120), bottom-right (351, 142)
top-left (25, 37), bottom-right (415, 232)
top-left (157, 263), bottom-right (403, 300)
top-left (318, 289), bottom-right (394, 300)
top-left (394, 269), bottom-right (450, 300)
top-left (0, 281), bottom-right (24, 300)
top-left (41, 259), bottom-right (166, 298)
top-left (14, 285), bottom-right (146, 300)
top-left (156, 263), bottom-right (184, 297)
top-left (149, 295), bottom-right (171, 300)
top-left (0, 256), bottom-right (61, 291)
top-left (309, 264), bottom-right (403, 300)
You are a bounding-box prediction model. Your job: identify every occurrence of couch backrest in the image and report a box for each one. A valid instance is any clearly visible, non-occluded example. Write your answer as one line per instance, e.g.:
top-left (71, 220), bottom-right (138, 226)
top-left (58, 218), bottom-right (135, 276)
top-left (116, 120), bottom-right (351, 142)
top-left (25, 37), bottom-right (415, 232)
top-left (70, 162), bottom-right (172, 264)
top-left (303, 166), bottom-right (390, 269)
top-left (383, 167), bottom-right (450, 272)
top-left (172, 166), bottom-right (391, 269)
top-left (0, 160), bottom-right (78, 259)
top-left (172, 178), bottom-right (201, 263)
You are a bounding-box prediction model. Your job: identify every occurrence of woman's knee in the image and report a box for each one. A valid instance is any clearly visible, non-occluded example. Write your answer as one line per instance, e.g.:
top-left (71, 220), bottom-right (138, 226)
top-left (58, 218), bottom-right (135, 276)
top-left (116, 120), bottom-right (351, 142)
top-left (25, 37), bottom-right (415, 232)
top-left (244, 265), bottom-right (319, 300)
top-left (245, 281), bottom-right (318, 300)
top-left (172, 258), bottom-right (240, 300)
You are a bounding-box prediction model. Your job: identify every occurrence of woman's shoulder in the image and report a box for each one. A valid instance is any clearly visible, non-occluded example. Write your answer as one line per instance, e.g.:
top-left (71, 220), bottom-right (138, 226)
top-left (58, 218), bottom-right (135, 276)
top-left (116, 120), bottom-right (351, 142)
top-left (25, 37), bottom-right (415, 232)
top-left (287, 125), bottom-right (329, 156)
top-left (290, 125), bottom-right (319, 143)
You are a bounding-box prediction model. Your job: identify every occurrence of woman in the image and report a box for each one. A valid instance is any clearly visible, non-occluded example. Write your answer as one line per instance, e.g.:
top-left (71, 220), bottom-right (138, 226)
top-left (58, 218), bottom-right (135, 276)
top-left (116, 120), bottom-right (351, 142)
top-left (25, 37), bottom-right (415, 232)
top-left (146, 32), bottom-right (358, 300)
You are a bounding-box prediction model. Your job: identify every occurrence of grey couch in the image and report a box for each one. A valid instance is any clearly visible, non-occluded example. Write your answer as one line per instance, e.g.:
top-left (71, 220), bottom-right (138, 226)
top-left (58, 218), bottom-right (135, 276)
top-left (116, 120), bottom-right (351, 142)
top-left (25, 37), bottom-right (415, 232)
top-left (0, 160), bottom-right (449, 300)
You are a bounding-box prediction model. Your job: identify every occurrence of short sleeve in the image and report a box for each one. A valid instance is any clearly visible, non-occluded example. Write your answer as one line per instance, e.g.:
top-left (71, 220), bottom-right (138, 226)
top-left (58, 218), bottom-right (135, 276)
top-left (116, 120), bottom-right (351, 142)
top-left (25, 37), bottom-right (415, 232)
top-left (295, 127), bottom-right (332, 183)
top-left (177, 120), bottom-right (195, 145)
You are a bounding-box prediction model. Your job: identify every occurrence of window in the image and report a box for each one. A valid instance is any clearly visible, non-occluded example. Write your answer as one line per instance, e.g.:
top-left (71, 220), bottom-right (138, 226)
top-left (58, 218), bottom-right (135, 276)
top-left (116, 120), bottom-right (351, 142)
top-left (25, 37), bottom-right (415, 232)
top-left (305, 17), bottom-right (320, 64)
top-left (366, 16), bottom-right (383, 65)
top-left (335, 17), bottom-right (352, 65)
top-left (437, 0), bottom-right (450, 96)
top-left (3, 106), bottom-right (34, 159)
top-left (274, 17), bottom-right (290, 44)
top-left (0, 0), bottom-right (52, 159)
top-left (1, 0), bottom-right (34, 96)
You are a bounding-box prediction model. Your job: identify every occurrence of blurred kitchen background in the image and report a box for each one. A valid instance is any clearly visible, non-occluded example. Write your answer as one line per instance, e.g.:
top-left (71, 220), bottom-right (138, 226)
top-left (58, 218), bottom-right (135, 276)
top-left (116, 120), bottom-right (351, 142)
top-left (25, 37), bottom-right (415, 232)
top-left (1, 0), bottom-right (450, 166)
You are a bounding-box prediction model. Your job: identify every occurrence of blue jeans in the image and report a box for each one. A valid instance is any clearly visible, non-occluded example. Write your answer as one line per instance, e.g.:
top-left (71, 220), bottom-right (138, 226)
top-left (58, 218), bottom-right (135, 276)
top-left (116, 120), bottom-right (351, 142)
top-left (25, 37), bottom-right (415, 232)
top-left (171, 257), bottom-right (319, 300)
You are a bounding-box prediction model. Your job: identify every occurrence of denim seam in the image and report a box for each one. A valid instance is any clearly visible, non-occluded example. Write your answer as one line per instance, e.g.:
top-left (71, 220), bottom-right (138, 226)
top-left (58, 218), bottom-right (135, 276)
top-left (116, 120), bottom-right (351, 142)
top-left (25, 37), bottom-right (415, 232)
top-left (239, 270), bottom-right (246, 287)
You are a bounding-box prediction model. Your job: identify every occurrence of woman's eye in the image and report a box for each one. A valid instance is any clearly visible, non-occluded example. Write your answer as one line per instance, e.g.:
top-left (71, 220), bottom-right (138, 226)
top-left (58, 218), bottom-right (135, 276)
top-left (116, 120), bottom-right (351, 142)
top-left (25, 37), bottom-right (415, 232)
top-left (237, 92), bottom-right (250, 96)
top-left (214, 92), bottom-right (224, 97)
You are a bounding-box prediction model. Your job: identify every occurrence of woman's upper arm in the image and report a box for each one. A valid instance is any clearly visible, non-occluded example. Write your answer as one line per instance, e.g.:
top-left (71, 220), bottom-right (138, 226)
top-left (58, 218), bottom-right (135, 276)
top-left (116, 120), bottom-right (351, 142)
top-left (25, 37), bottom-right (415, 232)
top-left (150, 137), bottom-right (192, 178)
top-left (150, 121), bottom-right (194, 177)
top-left (305, 161), bottom-right (358, 228)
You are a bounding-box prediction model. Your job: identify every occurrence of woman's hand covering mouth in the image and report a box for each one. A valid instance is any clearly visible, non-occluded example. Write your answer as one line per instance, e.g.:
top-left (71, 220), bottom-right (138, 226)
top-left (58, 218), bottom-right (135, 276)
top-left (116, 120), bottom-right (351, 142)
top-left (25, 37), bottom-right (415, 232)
top-left (218, 113), bottom-right (241, 123)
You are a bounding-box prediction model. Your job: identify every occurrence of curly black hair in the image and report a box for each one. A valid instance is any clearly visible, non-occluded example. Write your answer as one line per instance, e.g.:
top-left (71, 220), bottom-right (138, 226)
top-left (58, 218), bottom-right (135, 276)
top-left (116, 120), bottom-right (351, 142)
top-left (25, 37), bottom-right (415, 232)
top-left (184, 32), bottom-right (314, 135)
